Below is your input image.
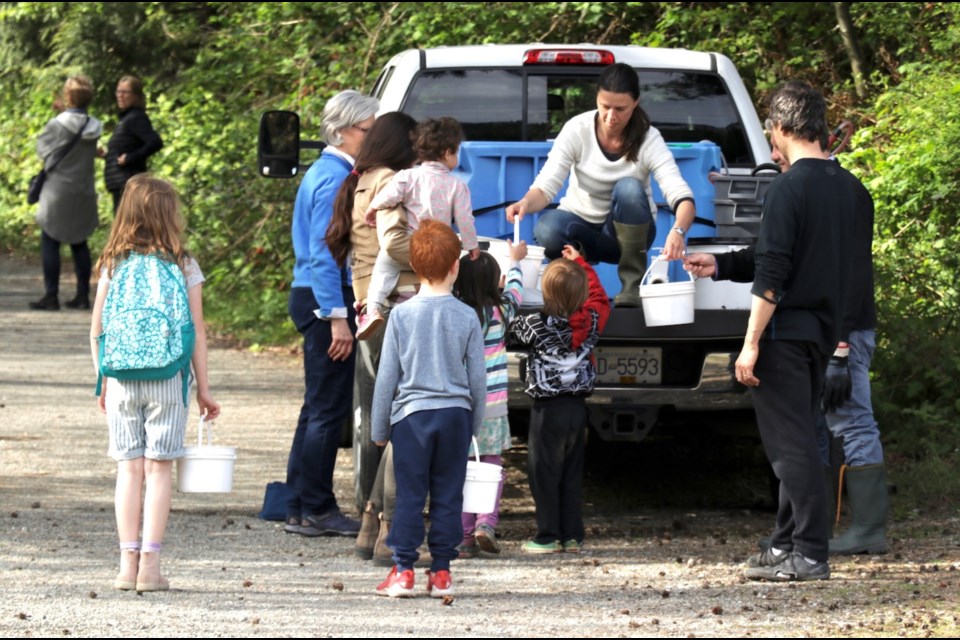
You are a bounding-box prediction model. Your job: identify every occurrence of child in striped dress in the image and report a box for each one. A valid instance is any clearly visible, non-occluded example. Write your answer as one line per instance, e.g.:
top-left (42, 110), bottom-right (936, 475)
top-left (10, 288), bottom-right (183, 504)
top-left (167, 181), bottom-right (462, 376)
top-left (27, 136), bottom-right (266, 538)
top-left (452, 239), bottom-right (528, 556)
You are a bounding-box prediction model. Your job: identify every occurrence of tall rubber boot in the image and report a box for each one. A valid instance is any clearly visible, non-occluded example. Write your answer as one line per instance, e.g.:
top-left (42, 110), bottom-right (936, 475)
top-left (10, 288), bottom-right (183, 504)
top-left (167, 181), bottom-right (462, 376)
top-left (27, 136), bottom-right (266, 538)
top-left (830, 464), bottom-right (889, 555)
top-left (612, 222), bottom-right (650, 308)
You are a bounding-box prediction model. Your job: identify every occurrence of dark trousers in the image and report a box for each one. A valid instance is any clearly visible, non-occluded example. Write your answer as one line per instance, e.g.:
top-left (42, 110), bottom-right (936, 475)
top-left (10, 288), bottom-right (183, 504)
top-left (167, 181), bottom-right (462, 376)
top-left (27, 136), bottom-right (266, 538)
top-left (527, 396), bottom-right (587, 544)
top-left (751, 339), bottom-right (830, 562)
top-left (387, 407), bottom-right (471, 572)
top-left (110, 189), bottom-right (123, 214)
top-left (285, 286), bottom-right (356, 518)
top-left (40, 231), bottom-right (90, 298)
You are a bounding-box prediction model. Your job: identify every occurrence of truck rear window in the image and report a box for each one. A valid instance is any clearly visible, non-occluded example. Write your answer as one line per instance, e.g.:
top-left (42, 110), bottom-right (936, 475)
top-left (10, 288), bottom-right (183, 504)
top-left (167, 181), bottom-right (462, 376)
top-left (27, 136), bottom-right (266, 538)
top-left (401, 68), bottom-right (754, 167)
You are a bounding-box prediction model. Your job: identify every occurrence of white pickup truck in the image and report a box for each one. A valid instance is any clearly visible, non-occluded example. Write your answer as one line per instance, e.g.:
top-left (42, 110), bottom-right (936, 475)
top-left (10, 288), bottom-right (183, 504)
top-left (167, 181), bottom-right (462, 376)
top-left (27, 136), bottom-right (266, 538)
top-left (259, 43), bottom-right (775, 507)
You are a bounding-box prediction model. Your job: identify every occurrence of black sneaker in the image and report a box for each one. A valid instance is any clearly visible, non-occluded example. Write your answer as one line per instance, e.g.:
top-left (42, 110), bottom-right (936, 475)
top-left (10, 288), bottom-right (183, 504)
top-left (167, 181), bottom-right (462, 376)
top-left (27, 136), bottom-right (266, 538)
top-left (744, 547), bottom-right (791, 578)
top-left (64, 295), bottom-right (90, 310)
top-left (300, 509), bottom-right (361, 537)
top-left (746, 550), bottom-right (830, 581)
top-left (28, 294), bottom-right (59, 311)
top-left (283, 515), bottom-right (303, 535)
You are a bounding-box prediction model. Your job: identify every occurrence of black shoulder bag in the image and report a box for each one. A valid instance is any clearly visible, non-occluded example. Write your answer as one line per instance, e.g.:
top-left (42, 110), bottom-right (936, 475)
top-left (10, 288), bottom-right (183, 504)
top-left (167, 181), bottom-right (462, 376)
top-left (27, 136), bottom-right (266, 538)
top-left (28, 115), bottom-right (90, 205)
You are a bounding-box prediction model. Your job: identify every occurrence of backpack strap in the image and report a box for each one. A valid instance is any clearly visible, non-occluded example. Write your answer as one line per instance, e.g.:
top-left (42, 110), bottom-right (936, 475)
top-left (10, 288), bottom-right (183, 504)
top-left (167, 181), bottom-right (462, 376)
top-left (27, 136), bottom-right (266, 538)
top-left (180, 365), bottom-right (190, 407)
top-left (153, 256), bottom-right (194, 406)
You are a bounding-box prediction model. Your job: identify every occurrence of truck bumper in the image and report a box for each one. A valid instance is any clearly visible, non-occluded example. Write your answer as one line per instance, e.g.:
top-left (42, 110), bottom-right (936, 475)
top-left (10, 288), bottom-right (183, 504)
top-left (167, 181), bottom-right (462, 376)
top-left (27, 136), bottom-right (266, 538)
top-left (507, 351), bottom-right (752, 411)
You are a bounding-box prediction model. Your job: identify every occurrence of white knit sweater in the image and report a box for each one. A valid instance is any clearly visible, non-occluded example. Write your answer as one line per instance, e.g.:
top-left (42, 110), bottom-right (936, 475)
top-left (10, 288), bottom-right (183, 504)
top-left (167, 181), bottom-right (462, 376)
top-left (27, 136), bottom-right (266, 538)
top-left (532, 110), bottom-right (693, 224)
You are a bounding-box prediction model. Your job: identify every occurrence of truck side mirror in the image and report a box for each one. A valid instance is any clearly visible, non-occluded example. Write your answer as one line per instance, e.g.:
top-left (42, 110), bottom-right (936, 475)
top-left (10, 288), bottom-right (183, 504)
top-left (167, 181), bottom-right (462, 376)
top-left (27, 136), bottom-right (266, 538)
top-left (258, 111), bottom-right (300, 178)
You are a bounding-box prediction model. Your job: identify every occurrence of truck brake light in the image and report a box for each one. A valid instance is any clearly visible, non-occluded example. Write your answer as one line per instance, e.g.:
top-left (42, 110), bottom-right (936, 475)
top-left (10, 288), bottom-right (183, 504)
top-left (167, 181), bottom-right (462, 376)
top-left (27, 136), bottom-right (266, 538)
top-left (523, 49), bottom-right (615, 65)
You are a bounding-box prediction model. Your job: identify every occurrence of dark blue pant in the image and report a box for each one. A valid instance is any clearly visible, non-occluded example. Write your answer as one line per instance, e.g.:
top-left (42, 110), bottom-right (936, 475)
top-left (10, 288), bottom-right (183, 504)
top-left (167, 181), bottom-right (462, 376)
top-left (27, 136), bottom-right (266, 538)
top-left (285, 286), bottom-right (356, 518)
top-left (527, 396), bottom-right (587, 544)
top-left (387, 408), bottom-right (471, 572)
top-left (751, 339), bottom-right (831, 562)
top-left (533, 177), bottom-right (655, 262)
top-left (41, 231), bottom-right (90, 298)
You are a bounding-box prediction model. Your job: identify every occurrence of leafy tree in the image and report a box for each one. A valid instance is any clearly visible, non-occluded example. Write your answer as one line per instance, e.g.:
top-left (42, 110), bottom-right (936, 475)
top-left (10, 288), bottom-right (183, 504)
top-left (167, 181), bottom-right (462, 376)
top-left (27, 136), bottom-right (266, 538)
top-left (2, 5), bottom-right (960, 472)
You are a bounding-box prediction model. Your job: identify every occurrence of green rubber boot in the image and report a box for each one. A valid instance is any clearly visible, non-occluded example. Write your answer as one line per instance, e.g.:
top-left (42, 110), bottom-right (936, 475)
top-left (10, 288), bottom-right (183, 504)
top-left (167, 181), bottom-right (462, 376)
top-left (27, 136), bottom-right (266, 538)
top-left (612, 221), bottom-right (650, 308)
top-left (830, 464), bottom-right (889, 555)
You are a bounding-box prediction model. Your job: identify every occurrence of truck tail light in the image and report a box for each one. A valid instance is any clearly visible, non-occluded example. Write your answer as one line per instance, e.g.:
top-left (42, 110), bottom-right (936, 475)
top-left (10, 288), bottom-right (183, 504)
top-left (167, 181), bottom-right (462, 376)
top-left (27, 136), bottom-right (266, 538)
top-left (523, 49), bottom-right (615, 65)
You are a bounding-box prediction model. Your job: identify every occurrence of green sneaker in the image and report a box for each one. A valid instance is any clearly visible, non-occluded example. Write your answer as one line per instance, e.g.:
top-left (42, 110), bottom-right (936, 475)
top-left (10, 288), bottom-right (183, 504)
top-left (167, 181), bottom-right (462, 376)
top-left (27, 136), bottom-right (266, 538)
top-left (521, 539), bottom-right (562, 554)
top-left (562, 539), bottom-right (581, 553)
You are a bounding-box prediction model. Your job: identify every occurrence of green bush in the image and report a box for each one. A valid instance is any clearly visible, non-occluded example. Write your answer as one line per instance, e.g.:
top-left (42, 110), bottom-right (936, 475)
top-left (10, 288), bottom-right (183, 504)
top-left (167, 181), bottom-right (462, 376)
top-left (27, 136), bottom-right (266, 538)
top-left (846, 63), bottom-right (960, 486)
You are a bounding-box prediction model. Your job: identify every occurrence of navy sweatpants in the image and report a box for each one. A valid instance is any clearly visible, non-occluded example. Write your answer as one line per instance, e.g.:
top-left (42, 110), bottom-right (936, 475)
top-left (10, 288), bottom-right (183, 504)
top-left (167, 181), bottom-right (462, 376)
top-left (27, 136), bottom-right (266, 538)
top-left (387, 407), bottom-right (471, 572)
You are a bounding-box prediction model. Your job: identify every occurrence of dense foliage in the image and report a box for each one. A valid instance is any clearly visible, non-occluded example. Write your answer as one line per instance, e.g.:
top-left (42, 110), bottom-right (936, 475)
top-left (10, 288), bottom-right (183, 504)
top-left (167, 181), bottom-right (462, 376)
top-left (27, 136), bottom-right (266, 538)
top-left (2, 2), bottom-right (959, 500)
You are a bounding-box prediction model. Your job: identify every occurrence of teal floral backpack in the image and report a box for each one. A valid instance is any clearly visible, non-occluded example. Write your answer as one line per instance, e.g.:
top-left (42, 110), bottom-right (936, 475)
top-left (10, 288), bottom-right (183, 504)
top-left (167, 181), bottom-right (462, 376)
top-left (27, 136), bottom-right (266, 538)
top-left (96, 253), bottom-right (195, 405)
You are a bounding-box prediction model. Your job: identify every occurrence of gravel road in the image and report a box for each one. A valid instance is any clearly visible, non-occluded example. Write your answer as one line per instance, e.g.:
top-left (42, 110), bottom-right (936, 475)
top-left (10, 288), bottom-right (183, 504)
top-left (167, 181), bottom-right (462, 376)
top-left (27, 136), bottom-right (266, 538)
top-left (1, 253), bottom-right (958, 638)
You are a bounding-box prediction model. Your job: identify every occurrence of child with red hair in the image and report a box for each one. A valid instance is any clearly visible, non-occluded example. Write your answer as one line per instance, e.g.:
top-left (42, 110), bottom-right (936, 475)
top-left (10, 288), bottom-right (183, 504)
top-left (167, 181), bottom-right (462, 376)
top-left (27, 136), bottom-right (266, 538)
top-left (371, 220), bottom-right (486, 597)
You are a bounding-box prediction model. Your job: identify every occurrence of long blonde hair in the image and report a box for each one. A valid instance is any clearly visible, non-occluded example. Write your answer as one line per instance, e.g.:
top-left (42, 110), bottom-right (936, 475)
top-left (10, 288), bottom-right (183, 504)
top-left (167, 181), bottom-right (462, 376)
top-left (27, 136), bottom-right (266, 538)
top-left (96, 174), bottom-right (189, 276)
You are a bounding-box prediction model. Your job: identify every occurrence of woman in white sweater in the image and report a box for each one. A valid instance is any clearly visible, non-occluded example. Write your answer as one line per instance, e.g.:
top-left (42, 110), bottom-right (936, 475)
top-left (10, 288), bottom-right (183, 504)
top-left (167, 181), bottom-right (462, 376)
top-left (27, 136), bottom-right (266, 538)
top-left (506, 63), bottom-right (695, 307)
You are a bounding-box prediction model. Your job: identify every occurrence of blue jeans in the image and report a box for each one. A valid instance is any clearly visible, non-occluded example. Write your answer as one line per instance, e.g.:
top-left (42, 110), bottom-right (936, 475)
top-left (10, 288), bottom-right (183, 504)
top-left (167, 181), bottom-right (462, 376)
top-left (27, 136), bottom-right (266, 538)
top-left (387, 407), bottom-right (471, 572)
top-left (285, 286), bottom-right (356, 518)
top-left (533, 177), bottom-right (654, 262)
top-left (817, 329), bottom-right (884, 467)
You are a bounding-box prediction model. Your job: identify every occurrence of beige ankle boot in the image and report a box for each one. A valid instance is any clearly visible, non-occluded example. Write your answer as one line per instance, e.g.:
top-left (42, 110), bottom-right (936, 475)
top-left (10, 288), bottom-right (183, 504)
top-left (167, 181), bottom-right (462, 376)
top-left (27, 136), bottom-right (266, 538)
top-left (355, 501), bottom-right (380, 560)
top-left (114, 549), bottom-right (139, 590)
top-left (136, 550), bottom-right (169, 592)
top-left (372, 513), bottom-right (393, 567)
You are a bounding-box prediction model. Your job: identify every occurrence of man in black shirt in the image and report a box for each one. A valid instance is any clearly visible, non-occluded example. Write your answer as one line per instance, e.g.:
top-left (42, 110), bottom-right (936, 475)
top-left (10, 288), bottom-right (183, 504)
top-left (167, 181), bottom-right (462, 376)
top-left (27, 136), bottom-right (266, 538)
top-left (690, 82), bottom-right (865, 581)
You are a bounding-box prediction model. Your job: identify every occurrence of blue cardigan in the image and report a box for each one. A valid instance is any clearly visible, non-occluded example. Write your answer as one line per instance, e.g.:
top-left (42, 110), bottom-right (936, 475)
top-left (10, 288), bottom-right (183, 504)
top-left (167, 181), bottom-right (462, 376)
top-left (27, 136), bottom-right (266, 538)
top-left (290, 150), bottom-right (352, 317)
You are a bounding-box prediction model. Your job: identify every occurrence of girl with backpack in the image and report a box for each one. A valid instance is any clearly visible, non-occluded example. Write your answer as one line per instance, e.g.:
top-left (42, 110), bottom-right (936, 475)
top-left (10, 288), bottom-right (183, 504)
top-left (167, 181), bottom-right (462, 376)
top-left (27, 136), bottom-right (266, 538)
top-left (90, 174), bottom-right (220, 592)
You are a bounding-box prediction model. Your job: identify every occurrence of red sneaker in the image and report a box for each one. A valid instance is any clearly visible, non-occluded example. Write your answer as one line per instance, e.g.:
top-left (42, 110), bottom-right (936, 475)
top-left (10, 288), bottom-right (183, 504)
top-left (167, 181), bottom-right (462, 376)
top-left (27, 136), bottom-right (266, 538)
top-left (425, 569), bottom-right (454, 598)
top-left (376, 566), bottom-right (415, 598)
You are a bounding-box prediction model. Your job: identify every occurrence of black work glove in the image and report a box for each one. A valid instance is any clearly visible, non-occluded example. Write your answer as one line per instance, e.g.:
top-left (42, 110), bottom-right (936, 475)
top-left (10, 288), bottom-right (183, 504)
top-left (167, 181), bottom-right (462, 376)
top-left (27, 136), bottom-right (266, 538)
top-left (821, 345), bottom-right (852, 413)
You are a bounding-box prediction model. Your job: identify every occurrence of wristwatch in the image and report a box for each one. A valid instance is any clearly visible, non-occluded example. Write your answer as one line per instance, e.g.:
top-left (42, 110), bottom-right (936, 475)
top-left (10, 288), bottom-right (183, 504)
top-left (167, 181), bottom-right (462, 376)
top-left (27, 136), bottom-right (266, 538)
top-left (672, 227), bottom-right (686, 237)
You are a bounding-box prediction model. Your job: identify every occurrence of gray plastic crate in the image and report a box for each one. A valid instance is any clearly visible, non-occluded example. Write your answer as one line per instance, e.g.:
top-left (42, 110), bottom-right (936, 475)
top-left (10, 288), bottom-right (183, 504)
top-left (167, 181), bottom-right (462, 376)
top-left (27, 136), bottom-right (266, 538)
top-left (712, 175), bottom-right (775, 202)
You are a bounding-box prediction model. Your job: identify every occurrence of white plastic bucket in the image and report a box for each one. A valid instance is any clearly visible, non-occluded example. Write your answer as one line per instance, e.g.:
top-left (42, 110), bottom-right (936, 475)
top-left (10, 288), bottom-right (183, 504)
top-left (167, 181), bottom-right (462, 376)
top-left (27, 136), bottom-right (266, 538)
top-left (639, 255), bottom-right (696, 327)
top-left (484, 237), bottom-right (546, 291)
top-left (690, 244), bottom-right (753, 310)
top-left (177, 418), bottom-right (237, 493)
top-left (462, 437), bottom-right (502, 514)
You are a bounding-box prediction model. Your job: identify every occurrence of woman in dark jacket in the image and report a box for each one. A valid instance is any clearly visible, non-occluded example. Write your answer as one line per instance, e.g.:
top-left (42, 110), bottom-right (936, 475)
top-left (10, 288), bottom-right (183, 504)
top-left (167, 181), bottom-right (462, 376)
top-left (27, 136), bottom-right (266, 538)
top-left (100, 75), bottom-right (163, 212)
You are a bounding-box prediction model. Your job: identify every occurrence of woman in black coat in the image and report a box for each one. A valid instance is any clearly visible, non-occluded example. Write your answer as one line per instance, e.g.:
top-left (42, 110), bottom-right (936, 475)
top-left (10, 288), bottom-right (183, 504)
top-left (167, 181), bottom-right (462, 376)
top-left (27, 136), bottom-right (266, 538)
top-left (100, 75), bottom-right (163, 212)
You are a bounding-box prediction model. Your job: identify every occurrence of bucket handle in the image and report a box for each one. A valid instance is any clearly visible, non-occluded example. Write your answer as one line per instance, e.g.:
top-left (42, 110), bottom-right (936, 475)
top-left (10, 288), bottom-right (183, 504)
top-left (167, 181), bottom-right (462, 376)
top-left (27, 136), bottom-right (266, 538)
top-left (197, 415), bottom-right (215, 447)
top-left (471, 436), bottom-right (480, 463)
top-left (640, 250), bottom-right (695, 288)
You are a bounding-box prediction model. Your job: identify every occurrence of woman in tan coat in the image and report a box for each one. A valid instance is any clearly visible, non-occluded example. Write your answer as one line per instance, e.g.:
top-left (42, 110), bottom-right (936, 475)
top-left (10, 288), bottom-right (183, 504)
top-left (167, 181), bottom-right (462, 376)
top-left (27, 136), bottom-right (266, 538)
top-left (326, 111), bottom-right (418, 562)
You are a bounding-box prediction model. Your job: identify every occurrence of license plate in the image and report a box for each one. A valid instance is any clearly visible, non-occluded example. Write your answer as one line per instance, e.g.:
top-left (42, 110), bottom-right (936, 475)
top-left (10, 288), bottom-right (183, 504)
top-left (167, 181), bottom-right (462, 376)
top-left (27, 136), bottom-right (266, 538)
top-left (595, 347), bottom-right (663, 384)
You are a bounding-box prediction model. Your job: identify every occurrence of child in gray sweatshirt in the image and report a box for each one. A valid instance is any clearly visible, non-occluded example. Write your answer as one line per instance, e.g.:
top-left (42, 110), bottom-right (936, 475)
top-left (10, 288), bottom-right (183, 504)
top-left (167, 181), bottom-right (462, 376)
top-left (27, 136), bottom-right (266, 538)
top-left (371, 220), bottom-right (486, 598)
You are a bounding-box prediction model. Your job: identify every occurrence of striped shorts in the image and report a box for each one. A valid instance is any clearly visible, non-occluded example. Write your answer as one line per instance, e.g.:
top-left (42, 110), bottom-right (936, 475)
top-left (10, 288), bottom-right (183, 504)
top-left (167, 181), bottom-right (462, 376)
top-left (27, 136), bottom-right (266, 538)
top-left (106, 372), bottom-right (191, 461)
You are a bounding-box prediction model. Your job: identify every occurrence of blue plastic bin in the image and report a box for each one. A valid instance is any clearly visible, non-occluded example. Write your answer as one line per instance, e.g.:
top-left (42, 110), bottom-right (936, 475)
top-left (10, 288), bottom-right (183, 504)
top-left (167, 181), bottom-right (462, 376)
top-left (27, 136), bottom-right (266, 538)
top-left (454, 141), bottom-right (722, 296)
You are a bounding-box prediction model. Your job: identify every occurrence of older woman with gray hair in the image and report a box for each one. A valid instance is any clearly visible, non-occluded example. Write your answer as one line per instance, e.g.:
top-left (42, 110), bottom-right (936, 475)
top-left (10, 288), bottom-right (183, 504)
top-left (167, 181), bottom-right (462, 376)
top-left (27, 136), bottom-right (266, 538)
top-left (30, 75), bottom-right (103, 311)
top-left (284, 89), bottom-right (380, 538)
